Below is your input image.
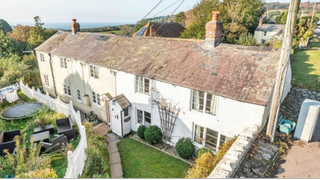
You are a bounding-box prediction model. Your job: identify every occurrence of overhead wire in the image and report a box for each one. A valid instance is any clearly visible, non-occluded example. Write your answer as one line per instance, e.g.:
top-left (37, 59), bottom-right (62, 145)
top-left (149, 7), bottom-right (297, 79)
top-left (141, 0), bottom-right (164, 20)
top-left (155, 0), bottom-right (186, 34)
top-left (151, 0), bottom-right (183, 18)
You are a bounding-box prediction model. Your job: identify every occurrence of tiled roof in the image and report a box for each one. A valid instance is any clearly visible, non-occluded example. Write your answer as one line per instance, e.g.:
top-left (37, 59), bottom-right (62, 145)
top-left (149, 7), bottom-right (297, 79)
top-left (35, 32), bottom-right (280, 106)
top-left (256, 24), bottom-right (284, 32)
top-left (133, 22), bottom-right (185, 38)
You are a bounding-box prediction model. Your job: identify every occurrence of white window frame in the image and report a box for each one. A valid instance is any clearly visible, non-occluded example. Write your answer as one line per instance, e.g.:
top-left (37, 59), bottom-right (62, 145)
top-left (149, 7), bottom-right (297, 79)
top-left (193, 123), bottom-right (230, 153)
top-left (90, 65), bottom-right (99, 79)
top-left (40, 53), bottom-right (45, 62)
top-left (135, 75), bottom-right (150, 95)
top-left (76, 89), bottom-right (81, 102)
top-left (60, 57), bottom-right (67, 69)
top-left (192, 90), bottom-right (217, 115)
top-left (92, 91), bottom-right (101, 105)
top-left (136, 108), bottom-right (151, 126)
top-left (44, 75), bottom-right (49, 87)
top-left (123, 107), bottom-right (129, 119)
top-left (64, 84), bottom-right (71, 97)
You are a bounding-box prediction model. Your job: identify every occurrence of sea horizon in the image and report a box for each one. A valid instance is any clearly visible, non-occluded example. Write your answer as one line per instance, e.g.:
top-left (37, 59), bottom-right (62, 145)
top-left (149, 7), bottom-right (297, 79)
top-left (9, 22), bottom-right (135, 30)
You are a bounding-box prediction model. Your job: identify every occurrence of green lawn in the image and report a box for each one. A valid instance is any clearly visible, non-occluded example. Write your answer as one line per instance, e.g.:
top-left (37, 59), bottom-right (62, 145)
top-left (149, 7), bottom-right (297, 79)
top-left (118, 138), bottom-right (190, 178)
top-left (291, 37), bottom-right (320, 90)
top-left (100, 30), bottom-right (121, 34)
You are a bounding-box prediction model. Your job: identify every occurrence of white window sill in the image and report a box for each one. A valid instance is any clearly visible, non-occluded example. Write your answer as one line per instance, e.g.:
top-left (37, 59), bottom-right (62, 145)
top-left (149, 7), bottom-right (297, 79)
top-left (64, 94), bottom-right (72, 98)
top-left (191, 109), bottom-right (217, 117)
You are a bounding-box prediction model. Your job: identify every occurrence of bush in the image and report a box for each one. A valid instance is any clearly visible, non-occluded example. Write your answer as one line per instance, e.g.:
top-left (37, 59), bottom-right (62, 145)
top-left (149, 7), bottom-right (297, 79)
top-left (196, 147), bottom-right (213, 158)
top-left (175, 137), bottom-right (195, 159)
top-left (137, 125), bottom-right (146, 140)
top-left (144, 125), bottom-right (162, 144)
top-left (186, 152), bottom-right (215, 178)
top-left (16, 168), bottom-right (58, 178)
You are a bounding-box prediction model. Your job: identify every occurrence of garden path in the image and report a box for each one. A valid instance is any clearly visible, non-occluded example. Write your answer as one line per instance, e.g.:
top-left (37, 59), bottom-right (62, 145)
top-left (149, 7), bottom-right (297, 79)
top-left (106, 132), bottom-right (123, 178)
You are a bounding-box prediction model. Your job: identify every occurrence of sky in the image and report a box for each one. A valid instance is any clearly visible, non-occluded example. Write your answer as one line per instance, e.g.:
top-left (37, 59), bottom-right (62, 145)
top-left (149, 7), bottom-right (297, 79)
top-left (1, 0), bottom-right (319, 24)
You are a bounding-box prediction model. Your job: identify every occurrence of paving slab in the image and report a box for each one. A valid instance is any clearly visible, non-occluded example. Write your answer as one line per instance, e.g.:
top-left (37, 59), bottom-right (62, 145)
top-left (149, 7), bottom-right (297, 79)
top-left (110, 152), bottom-right (121, 165)
top-left (108, 142), bottom-right (118, 154)
top-left (110, 163), bottom-right (123, 178)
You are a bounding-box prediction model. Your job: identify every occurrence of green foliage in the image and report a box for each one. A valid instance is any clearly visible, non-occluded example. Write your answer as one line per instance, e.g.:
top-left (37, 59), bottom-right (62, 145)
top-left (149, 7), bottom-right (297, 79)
top-left (275, 11), bottom-right (288, 24)
top-left (144, 125), bottom-right (162, 144)
top-left (175, 12), bottom-right (186, 25)
top-left (235, 33), bottom-right (256, 46)
top-left (16, 168), bottom-right (58, 178)
top-left (186, 152), bottom-right (215, 178)
top-left (0, 19), bottom-right (12, 33)
top-left (119, 25), bottom-right (133, 35)
top-left (186, 136), bottom-right (237, 178)
top-left (137, 125), bottom-right (146, 140)
top-left (0, 52), bottom-right (26, 87)
top-left (80, 121), bottom-right (110, 178)
top-left (175, 137), bottom-right (195, 159)
top-left (196, 147), bottom-right (213, 158)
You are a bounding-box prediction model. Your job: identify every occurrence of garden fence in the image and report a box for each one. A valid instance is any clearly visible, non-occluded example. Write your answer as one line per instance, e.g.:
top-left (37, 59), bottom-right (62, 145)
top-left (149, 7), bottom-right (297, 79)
top-left (19, 81), bottom-right (87, 178)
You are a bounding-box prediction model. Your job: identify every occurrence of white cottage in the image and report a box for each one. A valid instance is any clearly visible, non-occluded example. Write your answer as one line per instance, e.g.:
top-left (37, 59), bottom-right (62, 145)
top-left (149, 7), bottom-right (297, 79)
top-left (254, 24), bottom-right (284, 44)
top-left (34, 13), bottom-right (290, 152)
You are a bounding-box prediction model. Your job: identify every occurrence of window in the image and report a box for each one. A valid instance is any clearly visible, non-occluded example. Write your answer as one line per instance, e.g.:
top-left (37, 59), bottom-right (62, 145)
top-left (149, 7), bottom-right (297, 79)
top-left (135, 75), bottom-right (150, 95)
top-left (60, 58), bottom-right (67, 68)
top-left (136, 109), bottom-right (151, 126)
top-left (193, 124), bottom-right (230, 152)
top-left (64, 84), bottom-right (71, 96)
top-left (261, 39), bottom-right (266, 44)
top-left (192, 90), bottom-right (217, 115)
top-left (124, 108), bottom-right (129, 118)
top-left (44, 75), bottom-right (49, 86)
top-left (92, 91), bottom-right (101, 105)
top-left (90, 65), bottom-right (99, 79)
top-left (40, 53), bottom-right (45, 62)
top-left (263, 31), bottom-right (267, 36)
top-left (77, 89), bottom-right (81, 101)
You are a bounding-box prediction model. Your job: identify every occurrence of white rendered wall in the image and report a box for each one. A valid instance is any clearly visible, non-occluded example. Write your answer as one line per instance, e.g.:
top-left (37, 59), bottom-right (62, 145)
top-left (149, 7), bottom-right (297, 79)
top-left (36, 51), bottom-right (56, 96)
top-left (116, 71), bottom-right (266, 145)
top-left (254, 31), bottom-right (279, 44)
top-left (39, 53), bottom-right (116, 122)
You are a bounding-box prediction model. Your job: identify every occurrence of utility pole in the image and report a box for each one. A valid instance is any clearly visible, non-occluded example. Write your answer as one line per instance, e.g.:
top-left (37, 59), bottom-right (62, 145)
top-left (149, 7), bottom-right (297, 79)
top-left (266, 0), bottom-right (301, 142)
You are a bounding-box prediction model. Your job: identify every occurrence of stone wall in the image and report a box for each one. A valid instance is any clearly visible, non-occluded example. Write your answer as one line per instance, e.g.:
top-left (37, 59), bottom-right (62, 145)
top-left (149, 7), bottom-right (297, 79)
top-left (207, 124), bottom-right (259, 178)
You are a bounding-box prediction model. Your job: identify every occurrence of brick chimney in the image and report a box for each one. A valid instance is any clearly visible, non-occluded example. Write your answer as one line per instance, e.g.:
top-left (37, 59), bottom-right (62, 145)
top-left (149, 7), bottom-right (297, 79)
top-left (205, 11), bottom-right (223, 48)
top-left (71, 19), bottom-right (80, 35)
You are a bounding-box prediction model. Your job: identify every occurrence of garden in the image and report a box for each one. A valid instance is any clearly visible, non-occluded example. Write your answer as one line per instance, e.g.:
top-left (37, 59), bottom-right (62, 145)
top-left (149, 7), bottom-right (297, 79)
top-left (0, 91), bottom-right (110, 178)
top-left (117, 125), bottom-right (237, 178)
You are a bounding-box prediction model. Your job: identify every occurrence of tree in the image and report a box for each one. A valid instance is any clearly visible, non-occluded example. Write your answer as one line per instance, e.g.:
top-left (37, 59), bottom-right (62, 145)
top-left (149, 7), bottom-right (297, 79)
top-left (175, 12), bottom-right (186, 25)
top-left (27, 16), bottom-right (56, 49)
top-left (0, 31), bottom-right (23, 55)
top-left (275, 11), bottom-right (288, 24)
top-left (119, 25), bottom-right (133, 35)
top-left (235, 33), bottom-right (256, 46)
top-left (0, 19), bottom-right (12, 34)
top-left (8, 25), bottom-right (31, 44)
top-left (181, 0), bottom-right (219, 39)
top-left (218, 0), bottom-right (266, 43)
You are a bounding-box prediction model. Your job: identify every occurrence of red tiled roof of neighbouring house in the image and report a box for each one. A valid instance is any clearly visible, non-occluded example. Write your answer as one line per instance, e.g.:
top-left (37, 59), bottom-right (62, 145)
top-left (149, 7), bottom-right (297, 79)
top-left (35, 32), bottom-right (280, 106)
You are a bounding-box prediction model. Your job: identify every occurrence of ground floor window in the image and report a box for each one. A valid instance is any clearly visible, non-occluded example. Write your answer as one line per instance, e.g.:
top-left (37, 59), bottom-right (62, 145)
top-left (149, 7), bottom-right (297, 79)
top-left (136, 109), bottom-right (151, 126)
top-left (77, 89), bottom-right (81, 101)
top-left (92, 91), bottom-right (101, 105)
top-left (44, 75), bottom-right (49, 86)
top-left (64, 84), bottom-right (71, 96)
top-left (193, 124), bottom-right (230, 152)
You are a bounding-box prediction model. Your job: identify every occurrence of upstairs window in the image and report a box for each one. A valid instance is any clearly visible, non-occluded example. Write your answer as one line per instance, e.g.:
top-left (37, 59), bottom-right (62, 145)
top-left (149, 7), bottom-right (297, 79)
top-left (90, 65), bottom-right (99, 79)
top-left (77, 89), bottom-right (81, 101)
top-left (60, 58), bottom-right (67, 68)
top-left (135, 75), bottom-right (150, 95)
top-left (44, 75), bottom-right (49, 86)
top-left (92, 91), bottom-right (101, 105)
top-left (64, 84), bottom-right (71, 96)
top-left (40, 53), bottom-right (45, 62)
top-left (192, 90), bottom-right (217, 115)
top-left (263, 31), bottom-right (267, 36)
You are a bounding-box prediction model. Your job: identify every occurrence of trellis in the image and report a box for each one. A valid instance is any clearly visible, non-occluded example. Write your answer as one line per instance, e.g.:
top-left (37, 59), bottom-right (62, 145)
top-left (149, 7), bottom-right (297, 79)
top-left (157, 98), bottom-right (180, 141)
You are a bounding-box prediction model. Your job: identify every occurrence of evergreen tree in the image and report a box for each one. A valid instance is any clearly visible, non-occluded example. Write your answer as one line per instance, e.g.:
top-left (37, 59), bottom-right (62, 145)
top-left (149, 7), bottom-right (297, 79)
top-left (0, 19), bottom-right (12, 34)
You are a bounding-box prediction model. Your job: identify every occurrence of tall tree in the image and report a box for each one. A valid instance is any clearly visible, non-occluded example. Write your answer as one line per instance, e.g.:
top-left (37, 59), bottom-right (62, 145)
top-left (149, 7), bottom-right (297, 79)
top-left (0, 19), bottom-right (12, 34)
top-left (8, 25), bottom-right (31, 44)
top-left (218, 0), bottom-right (266, 43)
top-left (180, 0), bottom-right (219, 39)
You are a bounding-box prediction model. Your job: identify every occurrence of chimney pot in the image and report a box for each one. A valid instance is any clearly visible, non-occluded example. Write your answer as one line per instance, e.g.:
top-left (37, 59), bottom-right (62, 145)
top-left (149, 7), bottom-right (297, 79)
top-left (212, 11), bottom-right (220, 21)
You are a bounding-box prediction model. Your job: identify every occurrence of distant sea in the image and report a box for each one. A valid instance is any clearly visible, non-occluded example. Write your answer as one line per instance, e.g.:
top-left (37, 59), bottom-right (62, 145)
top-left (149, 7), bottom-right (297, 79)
top-left (10, 22), bottom-right (134, 30)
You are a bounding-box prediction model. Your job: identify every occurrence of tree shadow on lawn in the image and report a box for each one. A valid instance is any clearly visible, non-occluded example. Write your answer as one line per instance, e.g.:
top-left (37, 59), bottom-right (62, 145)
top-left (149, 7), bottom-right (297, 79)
top-left (291, 49), bottom-right (320, 91)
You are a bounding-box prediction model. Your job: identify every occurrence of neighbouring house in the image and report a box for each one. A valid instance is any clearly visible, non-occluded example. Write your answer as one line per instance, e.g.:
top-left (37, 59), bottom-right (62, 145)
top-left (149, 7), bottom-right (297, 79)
top-left (35, 13), bottom-right (291, 153)
top-left (133, 21), bottom-right (185, 37)
top-left (254, 23), bottom-right (284, 44)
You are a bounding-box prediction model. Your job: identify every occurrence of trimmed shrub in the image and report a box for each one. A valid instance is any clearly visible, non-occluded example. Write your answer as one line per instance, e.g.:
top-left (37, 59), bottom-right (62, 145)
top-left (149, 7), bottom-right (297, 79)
top-left (137, 125), bottom-right (146, 140)
top-left (196, 147), bottom-right (213, 158)
top-left (144, 125), bottom-right (162, 144)
top-left (175, 137), bottom-right (195, 159)
top-left (16, 168), bottom-right (58, 178)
